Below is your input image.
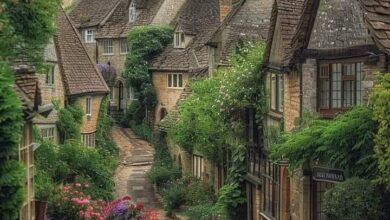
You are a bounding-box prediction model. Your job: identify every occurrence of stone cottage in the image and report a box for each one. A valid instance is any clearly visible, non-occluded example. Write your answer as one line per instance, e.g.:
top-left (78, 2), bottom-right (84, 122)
top-left (53, 8), bottom-right (109, 147)
top-left (262, 0), bottom-right (390, 220)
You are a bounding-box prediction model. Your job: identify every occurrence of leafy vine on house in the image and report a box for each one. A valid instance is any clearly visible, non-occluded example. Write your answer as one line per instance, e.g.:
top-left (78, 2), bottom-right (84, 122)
top-left (167, 42), bottom-right (267, 219)
top-left (122, 25), bottom-right (173, 129)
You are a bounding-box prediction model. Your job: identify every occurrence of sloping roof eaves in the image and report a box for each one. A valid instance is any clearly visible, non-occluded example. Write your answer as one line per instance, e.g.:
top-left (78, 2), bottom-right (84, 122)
top-left (56, 8), bottom-right (109, 96)
top-left (360, 0), bottom-right (390, 54)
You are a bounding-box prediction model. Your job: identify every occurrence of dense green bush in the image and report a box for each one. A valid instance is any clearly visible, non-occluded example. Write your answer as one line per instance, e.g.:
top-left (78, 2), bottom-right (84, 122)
top-left (96, 97), bottom-right (118, 156)
top-left (185, 204), bottom-right (218, 220)
top-left (0, 63), bottom-right (25, 219)
top-left (323, 178), bottom-right (383, 220)
top-left (56, 104), bottom-right (84, 143)
top-left (130, 122), bottom-right (153, 142)
top-left (121, 100), bottom-right (144, 126)
top-left (370, 73), bottom-right (390, 188)
top-left (35, 167), bottom-right (55, 201)
top-left (162, 183), bottom-right (186, 216)
top-left (147, 164), bottom-right (181, 189)
top-left (271, 107), bottom-right (379, 178)
top-left (185, 179), bottom-right (216, 206)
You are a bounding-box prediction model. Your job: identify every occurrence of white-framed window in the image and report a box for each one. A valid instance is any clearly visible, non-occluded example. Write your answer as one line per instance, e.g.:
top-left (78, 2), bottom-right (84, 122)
top-left (86, 97), bottom-right (92, 116)
top-left (41, 126), bottom-right (56, 142)
top-left (46, 65), bottom-right (55, 86)
top-left (167, 73), bottom-right (183, 88)
top-left (129, 3), bottom-right (137, 23)
top-left (81, 132), bottom-right (96, 147)
top-left (270, 73), bottom-right (284, 113)
top-left (102, 39), bottom-right (113, 55)
top-left (120, 39), bottom-right (129, 54)
top-left (84, 29), bottom-right (96, 43)
top-left (174, 31), bottom-right (185, 48)
top-left (192, 154), bottom-right (204, 179)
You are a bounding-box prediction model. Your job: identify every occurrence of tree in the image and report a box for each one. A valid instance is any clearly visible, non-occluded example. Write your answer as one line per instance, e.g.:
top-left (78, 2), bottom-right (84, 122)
top-left (0, 0), bottom-right (60, 218)
top-left (370, 73), bottom-right (390, 188)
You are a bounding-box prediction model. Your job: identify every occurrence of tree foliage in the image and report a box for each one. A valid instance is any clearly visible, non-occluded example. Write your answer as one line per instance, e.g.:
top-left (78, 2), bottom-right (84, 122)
top-left (323, 178), bottom-right (383, 220)
top-left (124, 25), bottom-right (173, 112)
top-left (371, 73), bottom-right (390, 188)
top-left (271, 107), bottom-right (378, 178)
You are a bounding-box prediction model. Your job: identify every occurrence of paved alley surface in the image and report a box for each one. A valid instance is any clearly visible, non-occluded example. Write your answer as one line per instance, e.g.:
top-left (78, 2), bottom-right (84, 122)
top-left (112, 126), bottom-right (169, 219)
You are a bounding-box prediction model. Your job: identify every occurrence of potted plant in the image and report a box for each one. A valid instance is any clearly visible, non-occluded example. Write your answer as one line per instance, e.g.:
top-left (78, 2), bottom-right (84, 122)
top-left (35, 168), bottom-right (55, 220)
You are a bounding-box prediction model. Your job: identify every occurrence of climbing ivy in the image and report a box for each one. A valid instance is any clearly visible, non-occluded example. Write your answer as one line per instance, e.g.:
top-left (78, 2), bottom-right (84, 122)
top-left (123, 25), bottom-right (173, 121)
top-left (370, 73), bottom-right (390, 188)
top-left (170, 42), bottom-right (266, 219)
top-left (56, 104), bottom-right (84, 143)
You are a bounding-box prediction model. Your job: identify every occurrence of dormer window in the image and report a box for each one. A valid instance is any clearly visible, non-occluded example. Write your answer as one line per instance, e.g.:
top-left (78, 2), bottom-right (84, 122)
top-left (129, 2), bottom-right (137, 23)
top-left (174, 30), bottom-right (185, 48)
top-left (84, 29), bottom-right (96, 43)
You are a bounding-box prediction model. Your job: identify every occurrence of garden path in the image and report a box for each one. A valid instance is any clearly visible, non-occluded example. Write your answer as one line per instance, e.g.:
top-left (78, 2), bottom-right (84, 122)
top-left (112, 126), bottom-right (170, 219)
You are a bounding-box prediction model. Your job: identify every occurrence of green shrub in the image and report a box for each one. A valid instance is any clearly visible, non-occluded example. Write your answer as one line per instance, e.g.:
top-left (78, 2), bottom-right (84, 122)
top-left (185, 204), bottom-right (217, 220)
top-left (121, 100), bottom-right (144, 126)
top-left (162, 183), bottom-right (186, 216)
top-left (131, 122), bottom-right (153, 142)
top-left (96, 97), bottom-right (118, 157)
top-left (147, 164), bottom-right (181, 188)
top-left (56, 104), bottom-right (83, 143)
top-left (323, 178), bottom-right (383, 220)
top-left (59, 142), bottom-right (115, 200)
top-left (35, 167), bottom-right (55, 201)
top-left (185, 180), bottom-right (216, 205)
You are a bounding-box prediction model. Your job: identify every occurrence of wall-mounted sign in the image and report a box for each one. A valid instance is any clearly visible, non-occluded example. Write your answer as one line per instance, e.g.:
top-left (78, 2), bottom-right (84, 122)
top-left (312, 166), bottom-right (345, 183)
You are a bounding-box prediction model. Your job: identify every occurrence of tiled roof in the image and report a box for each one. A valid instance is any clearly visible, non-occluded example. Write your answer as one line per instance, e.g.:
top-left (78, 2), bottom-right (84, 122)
top-left (263, 0), bottom-right (305, 66)
top-left (55, 8), bottom-right (109, 96)
top-left (96, 0), bottom-right (164, 39)
top-left (208, 0), bottom-right (273, 65)
top-left (12, 64), bottom-right (42, 112)
top-left (360, 0), bottom-right (390, 54)
top-left (150, 0), bottom-right (220, 71)
top-left (68, 0), bottom-right (121, 28)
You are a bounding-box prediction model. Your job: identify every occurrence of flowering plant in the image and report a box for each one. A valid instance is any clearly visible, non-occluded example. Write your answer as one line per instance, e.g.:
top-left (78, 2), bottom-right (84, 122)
top-left (101, 196), bottom-right (157, 220)
top-left (48, 183), bottom-right (105, 220)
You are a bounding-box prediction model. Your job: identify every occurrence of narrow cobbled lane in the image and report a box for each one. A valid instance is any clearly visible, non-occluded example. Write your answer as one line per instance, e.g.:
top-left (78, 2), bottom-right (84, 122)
top-left (112, 126), bottom-right (169, 219)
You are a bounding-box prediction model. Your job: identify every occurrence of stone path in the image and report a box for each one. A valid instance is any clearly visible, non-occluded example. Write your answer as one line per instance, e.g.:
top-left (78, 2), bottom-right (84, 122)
top-left (112, 126), bottom-right (169, 219)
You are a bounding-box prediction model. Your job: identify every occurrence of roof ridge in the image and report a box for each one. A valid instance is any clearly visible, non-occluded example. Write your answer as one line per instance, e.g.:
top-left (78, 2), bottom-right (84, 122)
top-left (99, 0), bottom-right (123, 27)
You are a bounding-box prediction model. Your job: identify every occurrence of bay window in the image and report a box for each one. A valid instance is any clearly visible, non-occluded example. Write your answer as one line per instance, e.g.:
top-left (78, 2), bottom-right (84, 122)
top-left (319, 62), bottom-right (363, 115)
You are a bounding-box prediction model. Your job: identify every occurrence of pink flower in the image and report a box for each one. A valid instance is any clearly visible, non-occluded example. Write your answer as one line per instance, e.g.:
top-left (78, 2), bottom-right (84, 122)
top-left (75, 183), bottom-right (81, 187)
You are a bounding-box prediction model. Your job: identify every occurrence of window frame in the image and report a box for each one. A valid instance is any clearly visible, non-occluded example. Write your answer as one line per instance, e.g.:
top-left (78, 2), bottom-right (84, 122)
top-left (174, 30), bottom-right (185, 48)
top-left (81, 132), bottom-right (96, 147)
top-left (86, 97), bottom-right (92, 116)
top-left (84, 29), bottom-right (96, 43)
top-left (120, 39), bottom-right (129, 54)
top-left (192, 154), bottom-right (204, 179)
top-left (317, 60), bottom-right (364, 116)
top-left (270, 73), bottom-right (284, 113)
top-left (102, 39), bottom-right (114, 55)
top-left (167, 73), bottom-right (183, 88)
top-left (45, 65), bottom-right (55, 86)
top-left (41, 125), bottom-right (56, 142)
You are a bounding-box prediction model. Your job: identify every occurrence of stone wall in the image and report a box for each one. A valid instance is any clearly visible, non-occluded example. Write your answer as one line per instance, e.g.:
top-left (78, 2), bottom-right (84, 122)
top-left (152, 71), bottom-right (190, 122)
top-left (97, 39), bottom-right (127, 77)
top-left (77, 95), bottom-right (104, 133)
top-left (302, 59), bottom-right (317, 112)
top-left (283, 71), bottom-right (300, 132)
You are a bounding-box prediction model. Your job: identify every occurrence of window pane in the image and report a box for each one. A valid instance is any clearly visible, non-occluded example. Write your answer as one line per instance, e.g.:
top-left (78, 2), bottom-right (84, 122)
top-left (356, 62), bottom-right (363, 105)
top-left (343, 80), bottom-right (354, 107)
top-left (173, 74), bottom-right (178, 87)
top-left (178, 74), bottom-right (183, 87)
top-left (331, 64), bottom-right (342, 108)
top-left (278, 75), bottom-right (284, 112)
top-left (168, 74), bottom-right (172, 87)
top-left (271, 74), bottom-right (276, 110)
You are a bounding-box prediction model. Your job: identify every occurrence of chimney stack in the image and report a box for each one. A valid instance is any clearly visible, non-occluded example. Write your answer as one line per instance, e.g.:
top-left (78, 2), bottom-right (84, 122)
top-left (219, 0), bottom-right (232, 22)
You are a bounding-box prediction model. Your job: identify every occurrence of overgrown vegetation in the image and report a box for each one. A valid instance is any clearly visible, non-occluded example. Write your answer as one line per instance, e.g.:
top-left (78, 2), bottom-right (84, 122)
top-left (123, 25), bottom-right (173, 122)
top-left (56, 104), bottom-right (84, 143)
top-left (371, 73), bottom-right (390, 188)
top-left (323, 178), bottom-right (384, 220)
top-left (96, 97), bottom-right (118, 156)
top-left (169, 42), bottom-right (266, 219)
top-left (271, 107), bottom-right (378, 178)
top-left (0, 1), bottom-right (60, 218)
